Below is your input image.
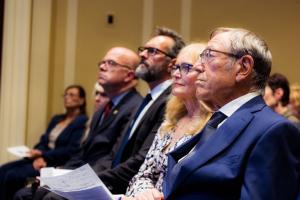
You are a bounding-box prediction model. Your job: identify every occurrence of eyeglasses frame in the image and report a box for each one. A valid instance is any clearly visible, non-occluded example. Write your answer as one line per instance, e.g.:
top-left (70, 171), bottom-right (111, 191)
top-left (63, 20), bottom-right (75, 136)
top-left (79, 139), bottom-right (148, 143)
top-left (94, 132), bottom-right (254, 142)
top-left (138, 46), bottom-right (175, 59)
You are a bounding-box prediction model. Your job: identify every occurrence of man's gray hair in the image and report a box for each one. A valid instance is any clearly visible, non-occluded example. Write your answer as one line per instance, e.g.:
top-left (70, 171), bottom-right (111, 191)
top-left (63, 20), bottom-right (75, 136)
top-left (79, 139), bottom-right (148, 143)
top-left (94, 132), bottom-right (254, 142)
top-left (211, 27), bottom-right (272, 91)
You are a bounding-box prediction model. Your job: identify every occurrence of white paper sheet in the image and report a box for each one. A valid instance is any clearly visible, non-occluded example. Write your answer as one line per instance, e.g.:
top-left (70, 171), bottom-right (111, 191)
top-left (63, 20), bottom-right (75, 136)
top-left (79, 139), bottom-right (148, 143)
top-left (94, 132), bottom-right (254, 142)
top-left (7, 145), bottom-right (30, 157)
top-left (40, 164), bottom-right (113, 200)
top-left (39, 167), bottom-right (72, 186)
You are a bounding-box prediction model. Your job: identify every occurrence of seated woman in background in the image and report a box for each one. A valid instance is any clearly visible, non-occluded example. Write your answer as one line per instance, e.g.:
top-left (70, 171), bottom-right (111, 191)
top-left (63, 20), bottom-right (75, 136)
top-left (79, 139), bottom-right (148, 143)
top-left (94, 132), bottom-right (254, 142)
top-left (123, 43), bottom-right (211, 199)
top-left (0, 84), bottom-right (88, 200)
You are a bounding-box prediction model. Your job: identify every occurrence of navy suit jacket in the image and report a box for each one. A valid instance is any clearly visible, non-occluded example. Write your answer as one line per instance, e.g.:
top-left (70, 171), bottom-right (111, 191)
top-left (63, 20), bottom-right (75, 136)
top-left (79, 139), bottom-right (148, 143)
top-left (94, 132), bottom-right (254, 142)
top-left (164, 96), bottom-right (300, 200)
top-left (64, 88), bottom-right (143, 168)
top-left (34, 114), bottom-right (88, 166)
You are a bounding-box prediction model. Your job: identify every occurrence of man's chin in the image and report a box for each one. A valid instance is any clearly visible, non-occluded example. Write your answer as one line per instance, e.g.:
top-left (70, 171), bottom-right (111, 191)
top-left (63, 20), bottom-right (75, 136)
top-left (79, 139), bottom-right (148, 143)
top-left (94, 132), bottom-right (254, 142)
top-left (196, 90), bottom-right (210, 100)
top-left (135, 67), bottom-right (148, 78)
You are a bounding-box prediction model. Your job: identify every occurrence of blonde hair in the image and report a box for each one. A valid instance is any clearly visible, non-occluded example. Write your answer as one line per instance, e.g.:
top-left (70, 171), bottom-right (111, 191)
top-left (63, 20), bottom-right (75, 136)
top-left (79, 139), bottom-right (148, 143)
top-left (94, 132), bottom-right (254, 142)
top-left (160, 96), bottom-right (212, 136)
top-left (160, 42), bottom-right (212, 136)
top-left (290, 83), bottom-right (300, 107)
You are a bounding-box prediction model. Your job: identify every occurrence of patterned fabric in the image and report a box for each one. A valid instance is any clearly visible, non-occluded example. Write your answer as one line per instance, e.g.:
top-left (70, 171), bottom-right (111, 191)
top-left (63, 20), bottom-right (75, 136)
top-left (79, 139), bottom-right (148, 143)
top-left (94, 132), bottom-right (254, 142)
top-left (126, 127), bottom-right (192, 196)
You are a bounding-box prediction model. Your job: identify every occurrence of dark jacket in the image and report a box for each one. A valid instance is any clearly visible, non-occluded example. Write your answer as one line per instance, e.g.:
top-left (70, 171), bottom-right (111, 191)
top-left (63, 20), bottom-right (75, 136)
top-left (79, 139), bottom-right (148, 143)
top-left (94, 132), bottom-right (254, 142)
top-left (34, 114), bottom-right (88, 166)
top-left (64, 88), bottom-right (143, 168)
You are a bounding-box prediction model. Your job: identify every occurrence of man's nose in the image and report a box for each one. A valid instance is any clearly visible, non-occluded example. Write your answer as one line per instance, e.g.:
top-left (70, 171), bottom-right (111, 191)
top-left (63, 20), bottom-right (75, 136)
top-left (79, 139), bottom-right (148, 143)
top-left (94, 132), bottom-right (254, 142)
top-left (139, 49), bottom-right (148, 58)
top-left (193, 61), bottom-right (205, 73)
top-left (99, 63), bottom-right (107, 71)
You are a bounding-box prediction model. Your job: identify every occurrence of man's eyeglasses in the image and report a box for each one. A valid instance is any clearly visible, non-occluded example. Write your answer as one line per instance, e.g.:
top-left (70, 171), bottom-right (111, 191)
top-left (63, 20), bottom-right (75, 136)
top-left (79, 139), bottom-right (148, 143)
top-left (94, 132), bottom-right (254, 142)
top-left (171, 63), bottom-right (193, 76)
top-left (199, 49), bottom-right (241, 64)
top-left (138, 47), bottom-right (175, 58)
top-left (98, 59), bottom-right (132, 70)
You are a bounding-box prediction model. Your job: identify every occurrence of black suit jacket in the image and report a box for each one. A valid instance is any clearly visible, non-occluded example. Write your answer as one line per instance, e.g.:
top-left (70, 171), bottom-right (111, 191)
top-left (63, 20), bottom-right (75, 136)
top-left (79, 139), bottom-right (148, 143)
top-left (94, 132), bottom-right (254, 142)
top-left (95, 86), bottom-right (172, 194)
top-left (64, 88), bottom-right (143, 168)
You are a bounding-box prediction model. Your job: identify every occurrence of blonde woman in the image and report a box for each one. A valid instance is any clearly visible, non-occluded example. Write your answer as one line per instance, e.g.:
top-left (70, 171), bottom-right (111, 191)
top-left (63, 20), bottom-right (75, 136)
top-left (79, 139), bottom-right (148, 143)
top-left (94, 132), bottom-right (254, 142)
top-left (123, 43), bottom-right (211, 199)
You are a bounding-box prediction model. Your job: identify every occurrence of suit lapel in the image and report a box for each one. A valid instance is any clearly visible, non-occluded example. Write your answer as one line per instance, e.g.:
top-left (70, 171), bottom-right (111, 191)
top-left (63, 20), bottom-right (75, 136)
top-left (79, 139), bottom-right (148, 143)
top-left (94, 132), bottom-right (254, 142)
top-left (165, 96), bottom-right (266, 197)
top-left (85, 90), bottom-right (136, 153)
top-left (124, 86), bottom-right (171, 146)
top-left (94, 107), bottom-right (119, 131)
top-left (164, 133), bottom-right (202, 195)
top-left (90, 108), bottom-right (103, 132)
top-left (94, 89), bottom-right (137, 133)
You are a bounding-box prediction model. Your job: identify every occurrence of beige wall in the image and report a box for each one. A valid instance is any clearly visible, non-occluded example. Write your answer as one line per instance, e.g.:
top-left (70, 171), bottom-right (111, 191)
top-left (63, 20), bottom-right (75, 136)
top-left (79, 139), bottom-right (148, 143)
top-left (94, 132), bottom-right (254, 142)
top-left (74, 0), bottom-right (144, 116)
top-left (190, 0), bottom-right (300, 83)
top-left (1, 0), bottom-right (300, 163)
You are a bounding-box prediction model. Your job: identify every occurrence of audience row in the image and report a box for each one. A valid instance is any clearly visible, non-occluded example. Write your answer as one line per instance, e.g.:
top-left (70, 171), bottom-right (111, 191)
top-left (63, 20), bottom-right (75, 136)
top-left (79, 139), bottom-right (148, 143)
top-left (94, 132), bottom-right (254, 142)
top-left (0, 26), bottom-right (299, 200)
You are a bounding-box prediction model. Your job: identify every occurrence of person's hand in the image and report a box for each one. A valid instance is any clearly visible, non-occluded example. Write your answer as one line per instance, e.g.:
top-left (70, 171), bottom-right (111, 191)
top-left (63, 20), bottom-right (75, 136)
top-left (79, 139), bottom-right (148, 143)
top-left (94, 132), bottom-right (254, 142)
top-left (133, 189), bottom-right (164, 200)
top-left (32, 157), bottom-right (47, 170)
top-left (27, 149), bottom-right (42, 159)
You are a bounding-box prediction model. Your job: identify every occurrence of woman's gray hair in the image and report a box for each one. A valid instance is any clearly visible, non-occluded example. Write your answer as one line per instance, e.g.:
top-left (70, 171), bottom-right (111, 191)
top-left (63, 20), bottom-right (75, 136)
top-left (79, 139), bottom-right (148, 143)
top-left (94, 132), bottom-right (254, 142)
top-left (211, 27), bottom-right (272, 91)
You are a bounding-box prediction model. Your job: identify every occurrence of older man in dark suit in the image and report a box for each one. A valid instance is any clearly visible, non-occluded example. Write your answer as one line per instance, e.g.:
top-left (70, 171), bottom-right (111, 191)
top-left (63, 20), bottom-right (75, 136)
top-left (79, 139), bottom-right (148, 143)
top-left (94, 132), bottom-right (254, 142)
top-left (163, 27), bottom-right (300, 200)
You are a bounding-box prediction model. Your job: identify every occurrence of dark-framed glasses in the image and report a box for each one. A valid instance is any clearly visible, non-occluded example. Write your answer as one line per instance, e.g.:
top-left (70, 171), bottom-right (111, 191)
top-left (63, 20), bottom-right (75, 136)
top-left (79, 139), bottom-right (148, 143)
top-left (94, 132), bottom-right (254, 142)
top-left (138, 46), bottom-right (175, 58)
top-left (199, 49), bottom-right (241, 64)
top-left (98, 59), bottom-right (132, 70)
top-left (171, 63), bottom-right (193, 76)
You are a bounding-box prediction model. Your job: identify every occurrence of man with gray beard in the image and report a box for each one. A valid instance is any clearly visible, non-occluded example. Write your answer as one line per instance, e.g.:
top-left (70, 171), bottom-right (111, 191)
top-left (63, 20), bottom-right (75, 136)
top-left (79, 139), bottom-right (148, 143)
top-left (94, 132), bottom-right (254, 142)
top-left (22, 27), bottom-right (185, 200)
top-left (97, 26), bottom-right (185, 194)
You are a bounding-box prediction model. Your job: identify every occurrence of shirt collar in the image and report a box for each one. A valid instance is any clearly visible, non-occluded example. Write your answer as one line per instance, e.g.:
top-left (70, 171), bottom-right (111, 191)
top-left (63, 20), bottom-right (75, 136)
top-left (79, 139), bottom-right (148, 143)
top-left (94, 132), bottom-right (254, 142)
top-left (148, 79), bottom-right (172, 100)
top-left (111, 90), bottom-right (130, 107)
top-left (219, 92), bottom-right (260, 117)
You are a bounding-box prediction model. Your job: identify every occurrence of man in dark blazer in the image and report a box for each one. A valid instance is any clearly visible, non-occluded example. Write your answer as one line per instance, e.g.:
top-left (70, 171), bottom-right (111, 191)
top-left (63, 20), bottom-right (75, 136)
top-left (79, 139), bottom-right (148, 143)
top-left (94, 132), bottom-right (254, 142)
top-left (163, 28), bottom-right (300, 200)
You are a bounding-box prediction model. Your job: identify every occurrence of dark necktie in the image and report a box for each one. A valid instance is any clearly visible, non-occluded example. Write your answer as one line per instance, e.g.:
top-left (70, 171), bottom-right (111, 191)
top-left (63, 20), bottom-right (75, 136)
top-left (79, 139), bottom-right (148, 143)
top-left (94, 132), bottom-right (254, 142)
top-left (179, 111), bottom-right (227, 163)
top-left (207, 111), bottom-right (227, 129)
top-left (195, 111), bottom-right (227, 147)
top-left (112, 93), bottom-right (152, 167)
top-left (103, 101), bottom-right (113, 119)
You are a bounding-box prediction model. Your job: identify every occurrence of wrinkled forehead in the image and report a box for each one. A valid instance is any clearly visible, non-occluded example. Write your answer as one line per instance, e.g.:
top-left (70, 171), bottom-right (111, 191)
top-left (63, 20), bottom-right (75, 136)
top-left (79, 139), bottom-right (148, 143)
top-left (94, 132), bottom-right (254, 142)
top-left (207, 32), bottom-right (231, 51)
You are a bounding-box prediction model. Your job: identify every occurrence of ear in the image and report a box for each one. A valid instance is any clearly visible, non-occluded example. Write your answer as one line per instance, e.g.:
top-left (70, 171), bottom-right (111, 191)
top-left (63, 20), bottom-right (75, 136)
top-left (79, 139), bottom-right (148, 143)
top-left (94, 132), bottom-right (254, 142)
top-left (236, 55), bottom-right (254, 82)
top-left (124, 70), bottom-right (135, 83)
top-left (274, 88), bottom-right (284, 100)
top-left (167, 58), bottom-right (177, 73)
